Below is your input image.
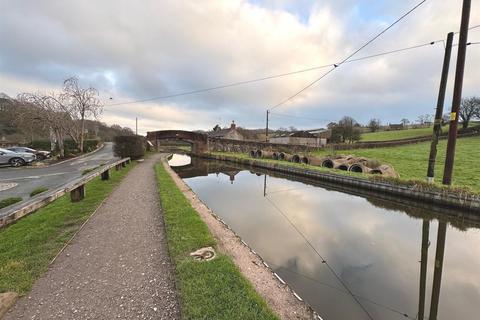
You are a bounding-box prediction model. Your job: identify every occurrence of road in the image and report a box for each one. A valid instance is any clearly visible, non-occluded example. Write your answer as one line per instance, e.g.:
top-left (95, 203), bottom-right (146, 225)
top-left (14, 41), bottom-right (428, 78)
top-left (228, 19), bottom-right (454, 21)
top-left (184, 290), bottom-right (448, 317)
top-left (0, 143), bottom-right (118, 215)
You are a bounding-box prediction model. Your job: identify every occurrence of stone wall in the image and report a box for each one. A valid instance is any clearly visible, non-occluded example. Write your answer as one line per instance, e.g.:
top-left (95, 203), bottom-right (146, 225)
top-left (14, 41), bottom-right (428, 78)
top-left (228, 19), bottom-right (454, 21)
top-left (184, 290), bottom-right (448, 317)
top-left (208, 129), bottom-right (480, 154)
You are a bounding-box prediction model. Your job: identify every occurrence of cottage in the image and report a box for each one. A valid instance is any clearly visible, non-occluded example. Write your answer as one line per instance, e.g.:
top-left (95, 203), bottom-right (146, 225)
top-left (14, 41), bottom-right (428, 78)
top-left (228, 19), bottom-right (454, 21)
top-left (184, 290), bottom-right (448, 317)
top-left (208, 121), bottom-right (245, 140)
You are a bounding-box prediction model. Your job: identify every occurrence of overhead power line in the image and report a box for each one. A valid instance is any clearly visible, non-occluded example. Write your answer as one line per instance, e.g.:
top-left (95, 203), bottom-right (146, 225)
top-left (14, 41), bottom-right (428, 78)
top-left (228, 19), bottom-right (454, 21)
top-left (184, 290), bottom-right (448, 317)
top-left (269, 0), bottom-right (428, 111)
top-left (104, 19), bottom-right (478, 109)
top-left (268, 262), bottom-right (416, 320)
top-left (106, 40), bottom-right (438, 108)
top-left (455, 23), bottom-right (480, 34)
top-left (264, 196), bottom-right (375, 320)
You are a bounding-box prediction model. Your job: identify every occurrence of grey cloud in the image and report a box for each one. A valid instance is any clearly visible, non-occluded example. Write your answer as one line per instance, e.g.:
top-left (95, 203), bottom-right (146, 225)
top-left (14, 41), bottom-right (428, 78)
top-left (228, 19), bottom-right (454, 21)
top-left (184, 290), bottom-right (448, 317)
top-left (0, 0), bottom-right (479, 131)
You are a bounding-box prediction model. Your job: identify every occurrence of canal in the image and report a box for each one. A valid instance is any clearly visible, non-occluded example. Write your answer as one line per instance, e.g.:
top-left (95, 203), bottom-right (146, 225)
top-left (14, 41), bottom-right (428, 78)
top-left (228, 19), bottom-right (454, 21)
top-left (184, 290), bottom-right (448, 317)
top-left (169, 154), bottom-right (480, 320)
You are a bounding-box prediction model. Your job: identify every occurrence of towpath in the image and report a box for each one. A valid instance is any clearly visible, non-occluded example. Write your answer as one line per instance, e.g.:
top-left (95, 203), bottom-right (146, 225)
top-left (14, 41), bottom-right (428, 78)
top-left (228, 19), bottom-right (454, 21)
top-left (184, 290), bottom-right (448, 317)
top-left (5, 154), bottom-right (180, 320)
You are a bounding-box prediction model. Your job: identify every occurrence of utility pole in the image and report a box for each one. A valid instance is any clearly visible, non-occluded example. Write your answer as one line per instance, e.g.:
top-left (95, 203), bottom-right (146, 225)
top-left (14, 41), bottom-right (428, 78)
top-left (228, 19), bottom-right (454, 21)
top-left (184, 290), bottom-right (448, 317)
top-left (428, 221), bottom-right (447, 320)
top-left (417, 219), bottom-right (430, 319)
top-left (135, 117), bottom-right (138, 135)
top-left (443, 0), bottom-right (471, 186)
top-left (427, 32), bottom-right (454, 183)
top-left (265, 109), bottom-right (270, 142)
top-left (263, 174), bottom-right (267, 197)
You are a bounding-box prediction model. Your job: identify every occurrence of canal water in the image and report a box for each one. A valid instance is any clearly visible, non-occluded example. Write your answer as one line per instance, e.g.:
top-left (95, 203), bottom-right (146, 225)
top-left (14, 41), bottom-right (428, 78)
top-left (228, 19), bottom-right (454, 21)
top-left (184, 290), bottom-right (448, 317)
top-left (169, 154), bottom-right (480, 320)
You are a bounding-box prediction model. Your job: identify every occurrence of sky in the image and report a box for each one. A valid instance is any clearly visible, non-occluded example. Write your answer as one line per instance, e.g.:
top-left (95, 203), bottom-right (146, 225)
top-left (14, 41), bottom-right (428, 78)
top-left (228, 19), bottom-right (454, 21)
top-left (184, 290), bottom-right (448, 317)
top-left (0, 0), bottom-right (479, 134)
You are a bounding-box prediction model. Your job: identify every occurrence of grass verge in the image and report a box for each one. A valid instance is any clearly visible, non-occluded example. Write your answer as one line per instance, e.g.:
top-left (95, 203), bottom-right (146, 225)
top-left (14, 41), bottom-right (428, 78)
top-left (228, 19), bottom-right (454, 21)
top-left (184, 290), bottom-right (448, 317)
top-left (0, 197), bottom-right (22, 210)
top-left (0, 162), bottom-right (134, 294)
top-left (29, 187), bottom-right (48, 197)
top-left (155, 163), bottom-right (278, 320)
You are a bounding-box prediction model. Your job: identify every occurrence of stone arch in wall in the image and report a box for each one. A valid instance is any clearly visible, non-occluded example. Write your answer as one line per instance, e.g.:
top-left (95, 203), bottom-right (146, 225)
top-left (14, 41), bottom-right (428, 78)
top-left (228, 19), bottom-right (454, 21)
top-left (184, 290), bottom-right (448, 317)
top-left (146, 130), bottom-right (208, 155)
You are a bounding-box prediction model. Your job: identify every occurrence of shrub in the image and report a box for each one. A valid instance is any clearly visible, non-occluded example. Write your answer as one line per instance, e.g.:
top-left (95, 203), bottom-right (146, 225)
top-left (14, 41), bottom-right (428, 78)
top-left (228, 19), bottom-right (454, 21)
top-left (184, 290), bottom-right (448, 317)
top-left (29, 187), bottom-right (49, 197)
top-left (113, 136), bottom-right (145, 160)
top-left (29, 140), bottom-right (51, 151)
top-left (29, 139), bottom-right (100, 154)
top-left (0, 197), bottom-right (22, 209)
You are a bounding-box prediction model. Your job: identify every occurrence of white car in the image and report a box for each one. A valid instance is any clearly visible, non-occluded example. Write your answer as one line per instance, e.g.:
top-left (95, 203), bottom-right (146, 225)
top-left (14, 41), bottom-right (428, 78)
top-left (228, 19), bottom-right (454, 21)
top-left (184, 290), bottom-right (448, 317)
top-left (0, 148), bottom-right (36, 167)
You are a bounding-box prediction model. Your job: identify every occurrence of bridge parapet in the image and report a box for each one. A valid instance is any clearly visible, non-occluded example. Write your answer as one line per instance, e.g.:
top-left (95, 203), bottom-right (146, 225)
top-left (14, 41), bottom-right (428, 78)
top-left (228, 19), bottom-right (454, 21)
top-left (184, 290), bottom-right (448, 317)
top-left (146, 130), bottom-right (208, 154)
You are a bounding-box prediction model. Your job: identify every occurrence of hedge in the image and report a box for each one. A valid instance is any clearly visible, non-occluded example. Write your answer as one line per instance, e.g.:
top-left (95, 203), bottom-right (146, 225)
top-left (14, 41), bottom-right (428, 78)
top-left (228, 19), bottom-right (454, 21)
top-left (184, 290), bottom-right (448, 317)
top-left (113, 135), bottom-right (145, 160)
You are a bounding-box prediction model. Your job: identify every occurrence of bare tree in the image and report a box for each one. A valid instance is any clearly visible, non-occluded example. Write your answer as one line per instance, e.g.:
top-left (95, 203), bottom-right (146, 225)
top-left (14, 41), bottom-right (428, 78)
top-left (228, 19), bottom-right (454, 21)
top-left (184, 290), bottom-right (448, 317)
top-left (400, 118), bottom-right (410, 128)
top-left (368, 118), bottom-right (381, 132)
top-left (2, 94), bottom-right (48, 142)
top-left (61, 77), bottom-right (103, 152)
top-left (331, 116), bottom-right (361, 143)
top-left (288, 126), bottom-right (297, 132)
top-left (459, 97), bottom-right (480, 129)
top-left (17, 92), bottom-right (72, 157)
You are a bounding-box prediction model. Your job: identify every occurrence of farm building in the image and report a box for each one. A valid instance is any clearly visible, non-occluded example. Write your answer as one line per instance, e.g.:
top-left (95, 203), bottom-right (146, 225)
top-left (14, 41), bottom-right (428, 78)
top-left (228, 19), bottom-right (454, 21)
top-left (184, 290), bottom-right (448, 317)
top-left (270, 129), bottom-right (330, 147)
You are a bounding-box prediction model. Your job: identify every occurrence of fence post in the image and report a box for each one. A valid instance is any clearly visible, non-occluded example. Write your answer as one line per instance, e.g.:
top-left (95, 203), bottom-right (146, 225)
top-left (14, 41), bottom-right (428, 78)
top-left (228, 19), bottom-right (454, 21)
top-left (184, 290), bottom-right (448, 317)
top-left (71, 185), bottom-right (85, 202)
top-left (101, 169), bottom-right (110, 181)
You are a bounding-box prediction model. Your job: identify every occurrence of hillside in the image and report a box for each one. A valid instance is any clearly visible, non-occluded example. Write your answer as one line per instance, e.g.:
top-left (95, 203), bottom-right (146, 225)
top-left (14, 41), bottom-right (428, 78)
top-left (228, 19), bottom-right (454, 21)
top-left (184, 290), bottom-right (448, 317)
top-left (0, 95), bottom-right (134, 144)
top-left (360, 126), bottom-right (448, 141)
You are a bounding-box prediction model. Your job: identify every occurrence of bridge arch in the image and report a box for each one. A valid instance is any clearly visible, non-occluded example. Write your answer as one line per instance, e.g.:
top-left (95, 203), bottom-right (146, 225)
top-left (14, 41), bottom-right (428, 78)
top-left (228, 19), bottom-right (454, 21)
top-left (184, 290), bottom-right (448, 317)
top-left (146, 130), bottom-right (208, 155)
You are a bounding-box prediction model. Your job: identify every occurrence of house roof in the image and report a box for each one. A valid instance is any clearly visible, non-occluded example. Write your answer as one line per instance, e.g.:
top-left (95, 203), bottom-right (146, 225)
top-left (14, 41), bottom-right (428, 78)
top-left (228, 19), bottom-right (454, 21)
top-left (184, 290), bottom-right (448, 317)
top-left (207, 128), bottom-right (233, 138)
top-left (271, 131), bottom-right (316, 138)
top-left (307, 128), bottom-right (328, 134)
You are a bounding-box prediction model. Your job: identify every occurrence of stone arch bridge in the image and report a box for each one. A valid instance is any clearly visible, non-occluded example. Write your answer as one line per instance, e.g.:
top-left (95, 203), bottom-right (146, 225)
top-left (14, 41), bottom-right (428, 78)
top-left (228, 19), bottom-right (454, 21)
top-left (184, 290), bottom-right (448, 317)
top-left (146, 130), bottom-right (208, 154)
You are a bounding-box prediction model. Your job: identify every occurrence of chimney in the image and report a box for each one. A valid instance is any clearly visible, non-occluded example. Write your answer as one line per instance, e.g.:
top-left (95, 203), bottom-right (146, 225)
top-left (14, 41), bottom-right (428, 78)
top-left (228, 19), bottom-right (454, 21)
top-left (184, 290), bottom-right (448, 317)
top-left (230, 120), bottom-right (236, 130)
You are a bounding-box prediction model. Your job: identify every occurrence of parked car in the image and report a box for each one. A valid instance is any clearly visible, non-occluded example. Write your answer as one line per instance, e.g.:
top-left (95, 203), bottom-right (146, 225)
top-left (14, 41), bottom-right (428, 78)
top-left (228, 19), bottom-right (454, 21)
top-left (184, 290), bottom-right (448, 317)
top-left (0, 148), bottom-right (36, 167)
top-left (7, 147), bottom-right (51, 160)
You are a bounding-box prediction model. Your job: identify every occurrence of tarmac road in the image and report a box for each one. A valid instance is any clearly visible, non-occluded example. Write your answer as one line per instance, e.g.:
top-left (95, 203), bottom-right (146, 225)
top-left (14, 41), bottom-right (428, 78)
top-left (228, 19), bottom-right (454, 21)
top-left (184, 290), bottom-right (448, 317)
top-left (0, 143), bottom-right (118, 214)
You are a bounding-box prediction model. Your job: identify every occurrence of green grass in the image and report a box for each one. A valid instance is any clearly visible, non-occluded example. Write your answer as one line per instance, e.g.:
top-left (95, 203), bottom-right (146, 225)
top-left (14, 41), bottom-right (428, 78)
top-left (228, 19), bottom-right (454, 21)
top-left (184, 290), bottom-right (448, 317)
top-left (29, 187), bottom-right (49, 197)
top-left (0, 197), bottom-right (22, 209)
top-left (360, 126), bottom-right (448, 141)
top-left (155, 163), bottom-right (278, 320)
top-left (313, 136), bottom-right (480, 193)
top-left (0, 162), bottom-right (134, 294)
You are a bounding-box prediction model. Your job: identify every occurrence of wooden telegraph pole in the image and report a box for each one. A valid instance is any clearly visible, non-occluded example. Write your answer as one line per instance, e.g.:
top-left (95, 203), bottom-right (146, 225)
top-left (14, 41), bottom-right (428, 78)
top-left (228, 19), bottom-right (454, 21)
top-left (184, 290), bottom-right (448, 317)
top-left (443, 0), bottom-right (471, 186)
top-left (429, 2), bottom-right (472, 320)
top-left (427, 32), bottom-right (454, 183)
top-left (265, 109), bottom-right (270, 142)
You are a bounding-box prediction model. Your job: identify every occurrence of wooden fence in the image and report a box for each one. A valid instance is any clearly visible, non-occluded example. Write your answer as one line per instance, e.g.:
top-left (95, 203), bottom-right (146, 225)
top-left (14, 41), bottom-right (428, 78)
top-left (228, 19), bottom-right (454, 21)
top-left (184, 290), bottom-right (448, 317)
top-left (0, 157), bottom-right (131, 228)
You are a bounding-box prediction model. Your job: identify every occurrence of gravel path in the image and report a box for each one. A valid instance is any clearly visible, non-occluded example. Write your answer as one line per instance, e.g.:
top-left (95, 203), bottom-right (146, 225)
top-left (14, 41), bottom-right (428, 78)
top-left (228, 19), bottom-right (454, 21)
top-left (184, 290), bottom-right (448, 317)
top-left (5, 154), bottom-right (180, 320)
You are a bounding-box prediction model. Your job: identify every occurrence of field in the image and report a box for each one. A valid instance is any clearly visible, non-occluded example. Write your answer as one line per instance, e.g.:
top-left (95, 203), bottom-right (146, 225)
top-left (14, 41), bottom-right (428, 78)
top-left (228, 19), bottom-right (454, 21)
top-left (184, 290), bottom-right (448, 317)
top-left (360, 126), bottom-right (446, 141)
top-left (312, 136), bottom-right (480, 193)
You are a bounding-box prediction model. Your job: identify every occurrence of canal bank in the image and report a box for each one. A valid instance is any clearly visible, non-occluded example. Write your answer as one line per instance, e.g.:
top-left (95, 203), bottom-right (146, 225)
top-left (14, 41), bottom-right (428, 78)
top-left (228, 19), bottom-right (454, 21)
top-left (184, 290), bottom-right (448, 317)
top-left (158, 159), bottom-right (316, 319)
top-left (201, 153), bottom-right (480, 213)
